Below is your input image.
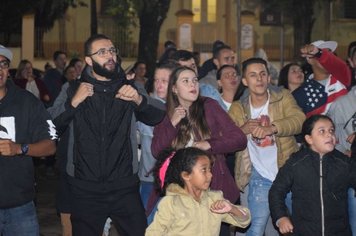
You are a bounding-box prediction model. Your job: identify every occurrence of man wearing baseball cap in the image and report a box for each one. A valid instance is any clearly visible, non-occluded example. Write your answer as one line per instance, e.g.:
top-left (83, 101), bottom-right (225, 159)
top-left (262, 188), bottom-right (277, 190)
top-left (292, 40), bottom-right (351, 117)
top-left (0, 45), bottom-right (57, 235)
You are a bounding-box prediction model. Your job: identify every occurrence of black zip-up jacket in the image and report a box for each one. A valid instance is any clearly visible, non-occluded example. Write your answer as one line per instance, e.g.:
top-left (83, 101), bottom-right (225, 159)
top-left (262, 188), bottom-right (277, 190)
top-left (269, 147), bottom-right (356, 236)
top-left (54, 68), bottom-right (165, 192)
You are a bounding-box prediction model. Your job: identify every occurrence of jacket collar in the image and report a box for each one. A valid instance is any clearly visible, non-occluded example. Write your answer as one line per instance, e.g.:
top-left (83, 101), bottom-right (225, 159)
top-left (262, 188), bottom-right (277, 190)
top-left (152, 92), bottom-right (166, 103)
top-left (240, 84), bottom-right (283, 103)
top-left (166, 183), bottom-right (209, 202)
top-left (240, 85), bottom-right (284, 109)
top-left (301, 146), bottom-right (336, 160)
top-left (80, 65), bottom-right (128, 93)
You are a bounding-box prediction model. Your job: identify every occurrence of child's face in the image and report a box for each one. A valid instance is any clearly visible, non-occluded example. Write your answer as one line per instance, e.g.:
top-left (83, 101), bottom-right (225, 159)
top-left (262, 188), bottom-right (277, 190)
top-left (305, 119), bottom-right (336, 156)
top-left (185, 155), bottom-right (212, 191)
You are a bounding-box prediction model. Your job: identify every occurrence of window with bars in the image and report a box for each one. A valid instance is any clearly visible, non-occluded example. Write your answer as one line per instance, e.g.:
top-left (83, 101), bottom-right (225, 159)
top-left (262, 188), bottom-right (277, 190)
top-left (192, 0), bottom-right (216, 23)
top-left (332, 0), bottom-right (356, 19)
top-left (192, 0), bottom-right (201, 22)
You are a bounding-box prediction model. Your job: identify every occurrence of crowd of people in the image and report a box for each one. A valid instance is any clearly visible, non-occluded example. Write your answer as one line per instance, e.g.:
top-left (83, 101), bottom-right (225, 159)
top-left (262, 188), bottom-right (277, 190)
top-left (0, 35), bottom-right (356, 236)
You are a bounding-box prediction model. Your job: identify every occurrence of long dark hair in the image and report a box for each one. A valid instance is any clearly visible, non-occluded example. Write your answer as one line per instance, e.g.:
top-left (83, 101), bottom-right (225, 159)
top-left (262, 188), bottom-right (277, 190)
top-left (278, 62), bottom-right (301, 89)
top-left (166, 66), bottom-right (210, 149)
top-left (154, 147), bottom-right (212, 195)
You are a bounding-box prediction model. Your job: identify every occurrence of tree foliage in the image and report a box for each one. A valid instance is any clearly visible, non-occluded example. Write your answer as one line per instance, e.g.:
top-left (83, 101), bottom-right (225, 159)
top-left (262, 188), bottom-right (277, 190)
top-left (0, 0), bottom-right (86, 46)
top-left (133, 0), bottom-right (171, 78)
top-left (34, 0), bottom-right (87, 32)
top-left (34, 0), bottom-right (87, 57)
top-left (35, 1), bottom-right (69, 32)
top-left (102, 0), bottom-right (137, 56)
top-left (0, 0), bottom-right (37, 44)
top-left (105, 0), bottom-right (171, 77)
top-left (105, 0), bottom-right (137, 28)
top-left (90, 0), bottom-right (97, 35)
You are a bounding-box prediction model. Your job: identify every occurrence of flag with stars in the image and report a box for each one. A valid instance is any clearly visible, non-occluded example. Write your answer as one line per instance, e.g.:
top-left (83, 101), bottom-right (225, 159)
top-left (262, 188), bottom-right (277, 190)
top-left (292, 74), bottom-right (347, 117)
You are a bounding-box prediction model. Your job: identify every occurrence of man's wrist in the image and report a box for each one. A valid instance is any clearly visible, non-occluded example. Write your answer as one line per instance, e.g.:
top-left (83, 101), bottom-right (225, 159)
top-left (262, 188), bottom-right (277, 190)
top-left (71, 99), bottom-right (80, 108)
top-left (314, 48), bottom-right (323, 58)
top-left (134, 94), bottom-right (143, 105)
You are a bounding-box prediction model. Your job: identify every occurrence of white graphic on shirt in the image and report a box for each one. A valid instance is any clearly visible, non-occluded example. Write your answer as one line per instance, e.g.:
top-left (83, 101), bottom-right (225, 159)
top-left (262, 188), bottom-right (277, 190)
top-left (47, 120), bottom-right (57, 140)
top-left (251, 115), bottom-right (275, 147)
top-left (0, 117), bottom-right (16, 141)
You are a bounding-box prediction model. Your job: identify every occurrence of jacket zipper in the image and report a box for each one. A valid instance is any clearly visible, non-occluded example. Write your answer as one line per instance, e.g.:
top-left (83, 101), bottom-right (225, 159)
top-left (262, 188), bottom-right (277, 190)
top-left (100, 97), bottom-right (106, 181)
top-left (319, 156), bottom-right (325, 236)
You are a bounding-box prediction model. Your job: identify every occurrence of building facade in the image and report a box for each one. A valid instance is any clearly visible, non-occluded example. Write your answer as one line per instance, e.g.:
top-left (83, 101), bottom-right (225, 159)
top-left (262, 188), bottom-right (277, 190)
top-left (17, 0), bottom-right (356, 68)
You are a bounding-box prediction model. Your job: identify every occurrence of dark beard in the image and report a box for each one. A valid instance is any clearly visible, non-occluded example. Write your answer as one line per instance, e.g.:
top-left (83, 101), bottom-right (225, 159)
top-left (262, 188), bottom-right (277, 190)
top-left (91, 59), bottom-right (119, 79)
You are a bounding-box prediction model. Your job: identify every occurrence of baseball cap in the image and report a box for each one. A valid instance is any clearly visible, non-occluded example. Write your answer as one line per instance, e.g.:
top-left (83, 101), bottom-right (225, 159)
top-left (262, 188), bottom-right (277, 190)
top-left (0, 45), bottom-right (13, 61)
top-left (311, 40), bottom-right (338, 52)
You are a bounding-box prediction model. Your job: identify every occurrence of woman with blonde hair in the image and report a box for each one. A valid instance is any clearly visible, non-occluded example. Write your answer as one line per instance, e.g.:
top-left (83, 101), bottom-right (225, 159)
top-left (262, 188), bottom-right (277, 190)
top-left (14, 59), bottom-right (50, 104)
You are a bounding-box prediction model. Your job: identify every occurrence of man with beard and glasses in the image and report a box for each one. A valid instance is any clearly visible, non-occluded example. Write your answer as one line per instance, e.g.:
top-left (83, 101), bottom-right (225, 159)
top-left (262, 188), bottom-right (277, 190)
top-left (53, 34), bottom-right (165, 236)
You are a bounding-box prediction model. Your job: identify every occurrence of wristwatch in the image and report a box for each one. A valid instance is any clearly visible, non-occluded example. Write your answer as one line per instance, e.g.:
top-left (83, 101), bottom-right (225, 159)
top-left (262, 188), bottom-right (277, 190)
top-left (21, 144), bottom-right (29, 155)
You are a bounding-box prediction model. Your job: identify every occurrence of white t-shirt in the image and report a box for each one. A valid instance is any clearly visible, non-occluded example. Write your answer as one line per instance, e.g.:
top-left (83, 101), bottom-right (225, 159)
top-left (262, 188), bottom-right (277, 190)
top-left (186, 133), bottom-right (195, 147)
top-left (222, 98), bottom-right (232, 111)
top-left (247, 99), bottom-right (278, 181)
top-left (26, 80), bottom-right (40, 99)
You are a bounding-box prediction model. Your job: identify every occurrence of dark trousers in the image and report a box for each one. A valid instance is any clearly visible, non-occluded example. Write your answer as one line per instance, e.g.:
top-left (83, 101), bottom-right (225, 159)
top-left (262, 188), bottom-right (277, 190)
top-left (70, 183), bottom-right (147, 236)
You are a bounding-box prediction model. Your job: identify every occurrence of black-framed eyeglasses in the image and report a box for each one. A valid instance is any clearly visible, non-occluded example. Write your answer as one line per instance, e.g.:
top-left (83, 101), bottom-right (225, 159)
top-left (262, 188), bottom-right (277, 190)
top-left (344, 112), bottom-right (356, 131)
top-left (0, 60), bottom-right (9, 70)
top-left (88, 47), bottom-right (118, 57)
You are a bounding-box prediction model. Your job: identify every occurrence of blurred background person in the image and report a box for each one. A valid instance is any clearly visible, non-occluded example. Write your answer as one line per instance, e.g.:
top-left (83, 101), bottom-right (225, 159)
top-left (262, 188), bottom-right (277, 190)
top-left (158, 40), bottom-right (177, 65)
top-left (14, 59), bottom-right (50, 104)
top-left (200, 44), bottom-right (236, 90)
top-left (137, 63), bottom-right (176, 224)
top-left (254, 48), bottom-right (279, 86)
top-left (68, 58), bottom-right (83, 79)
top-left (217, 64), bottom-right (245, 111)
top-left (199, 45), bottom-right (236, 109)
top-left (199, 40), bottom-right (225, 79)
top-left (43, 50), bottom-right (67, 107)
top-left (171, 50), bottom-right (198, 74)
top-left (132, 61), bottom-right (148, 86)
top-left (44, 62), bottom-right (53, 72)
top-left (63, 65), bottom-right (77, 82)
top-left (293, 40), bottom-right (351, 117)
top-left (278, 62), bottom-right (305, 92)
top-left (327, 83), bottom-right (356, 235)
top-left (347, 41), bottom-right (356, 88)
top-left (216, 64), bottom-right (246, 207)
